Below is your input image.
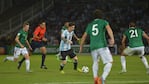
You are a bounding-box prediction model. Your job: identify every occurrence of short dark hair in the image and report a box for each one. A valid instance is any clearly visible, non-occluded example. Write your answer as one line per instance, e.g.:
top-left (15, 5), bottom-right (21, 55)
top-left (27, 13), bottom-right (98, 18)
top-left (129, 21), bottom-right (136, 27)
top-left (39, 20), bottom-right (46, 24)
top-left (68, 22), bottom-right (75, 26)
top-left (23, 22), bottom-right (29, 26)
top-left (93, 9), bottom-right (103, 19)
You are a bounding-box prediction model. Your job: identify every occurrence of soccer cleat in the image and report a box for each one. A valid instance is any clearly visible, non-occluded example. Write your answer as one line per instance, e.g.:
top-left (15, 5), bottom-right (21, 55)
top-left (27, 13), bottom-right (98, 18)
top-left (66, 56), bottom-right (73, 63)
top-left (94, 77), bottom-right (104, 84)
top-left (94, 77), bottom-right (100, 84)
top-left (40, 65), bottom-right (48, 69)
top-left (119, 69), bottom-right (127, 74)
top-left (17, 61), bottom-right (22, 70)
top-left (99, 77), bottom-right (105, 84)
top-left (66, 59), bottom-right (73, 63)
top-left (3, 58), bottom-right (8, 62)
top-left (56, 53), bottom-right (61, 61)
top-left (26, 70), bottom-right (33, 73)
top-left (74, 68), bottom-right (82, 72)
top-left (60, 70), bottom-right (65, 74)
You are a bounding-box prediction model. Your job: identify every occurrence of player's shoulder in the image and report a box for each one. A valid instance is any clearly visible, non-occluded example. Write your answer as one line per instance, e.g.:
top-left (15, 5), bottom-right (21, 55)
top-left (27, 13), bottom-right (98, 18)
top-left (62, 29), bottom-right (68, 33)
top-left (136, 27), bottom-right (143, 30)
top-left (35, 26), bottom-right (41, 30)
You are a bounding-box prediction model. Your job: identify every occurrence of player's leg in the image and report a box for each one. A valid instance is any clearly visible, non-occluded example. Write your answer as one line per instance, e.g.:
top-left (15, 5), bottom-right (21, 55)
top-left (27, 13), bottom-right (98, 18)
top-left (17, 42), bottom-right (35, 70)
top-left (4, 47), bottom-right (20, 62)
top-left (59, 51), bottom-right (67, 74)
top-left (138, 47), bottom-right (149, 74)
top-left (91, 49), bottom-right (100, 84)
top-left (69, 49), bottom-right (80, 71)
top-left (99, 47), bottom-right (113, 84)
top-left (120, 47), bottom-right (133, 73)
top-left (120, 52), bottom-right (127, 73)
top-left (22, 47), bottom-right (31, 72)
top-left (40, 46), bottom-right (47, 69)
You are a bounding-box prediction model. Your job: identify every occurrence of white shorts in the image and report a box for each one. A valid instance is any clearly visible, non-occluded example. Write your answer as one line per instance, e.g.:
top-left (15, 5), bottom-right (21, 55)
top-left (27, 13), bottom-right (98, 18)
top-left (14, 47), bottom-right (29, 58)
top-left (123, 46), bottom-right (144, 56)
top-left (91, 47), bottom-right (113, 64)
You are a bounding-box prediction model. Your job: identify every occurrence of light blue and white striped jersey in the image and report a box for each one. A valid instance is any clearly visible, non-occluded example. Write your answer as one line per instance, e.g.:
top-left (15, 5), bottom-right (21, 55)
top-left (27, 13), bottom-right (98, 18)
top-left (59, 30), bottom-right (74, 51)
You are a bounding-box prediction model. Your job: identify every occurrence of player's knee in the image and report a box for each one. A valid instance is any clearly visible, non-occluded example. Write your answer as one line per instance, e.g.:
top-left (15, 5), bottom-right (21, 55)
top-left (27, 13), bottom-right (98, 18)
top-left (24, 54), bottom-right (30, 60)
top-left (73, 56), bottom-right (78, 60)
top-left (62, 60), bottom-right (67, 64)
top-left (14, 58), bottom-right (18, 62)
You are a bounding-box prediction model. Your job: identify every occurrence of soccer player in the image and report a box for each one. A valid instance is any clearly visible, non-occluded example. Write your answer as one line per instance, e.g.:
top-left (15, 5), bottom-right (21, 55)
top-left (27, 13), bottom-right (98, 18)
top-left (4, 22), bottom-right (32, 72)
top-left (120, 22), bottom-right (149, 74)
top-left (18, 20), bottom-right (48, 69)
top-left (59, 22), bottom-right (81, 74)
top-left (79, 9), bottom-right (114, 84)
top-left (56, 22), bottom-right (80, 62)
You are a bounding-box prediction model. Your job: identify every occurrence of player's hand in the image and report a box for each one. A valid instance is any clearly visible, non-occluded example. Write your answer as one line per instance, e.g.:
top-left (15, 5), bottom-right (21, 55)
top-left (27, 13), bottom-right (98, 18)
top-left (67, 40), bottom-right (73, 44)
top-left (109, 39), bottom-right (114, 47)
top-left (42, 37), bottom-right (47, 42)
top-left (29, 47), bottom-right (33, 51)
top-left (20, 45), bottom-right (25, 48)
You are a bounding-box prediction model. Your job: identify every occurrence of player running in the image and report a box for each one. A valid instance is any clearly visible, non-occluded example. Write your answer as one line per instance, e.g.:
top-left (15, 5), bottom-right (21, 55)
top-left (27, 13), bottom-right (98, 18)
top-left (18, 20), bottom-right (48, 69)
top-left (79, 9), bottom-right (114, 84)
top-left (59, 22), bottom-right (81, 74)
top-left (120, 22), bottom-right (149, 74)
top-left (56, 22), bottom-right (80, 62)
top-left (4, 22), bottom-right (32, 72)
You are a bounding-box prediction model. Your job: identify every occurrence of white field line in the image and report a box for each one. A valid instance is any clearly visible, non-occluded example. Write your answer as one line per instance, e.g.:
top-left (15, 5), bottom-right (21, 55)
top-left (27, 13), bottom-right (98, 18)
top-left (34, 80), bottom-right (149, 84)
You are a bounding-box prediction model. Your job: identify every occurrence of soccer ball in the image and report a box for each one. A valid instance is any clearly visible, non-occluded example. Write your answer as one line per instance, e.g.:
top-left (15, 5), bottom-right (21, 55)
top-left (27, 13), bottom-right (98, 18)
top-left (82, 66), bottom-right (89, 73)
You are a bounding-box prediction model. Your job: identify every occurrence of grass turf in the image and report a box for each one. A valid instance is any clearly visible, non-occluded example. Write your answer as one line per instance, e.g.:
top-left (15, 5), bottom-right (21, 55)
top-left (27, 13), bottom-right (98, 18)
top-left (0, 54), bottom-right (149, 84)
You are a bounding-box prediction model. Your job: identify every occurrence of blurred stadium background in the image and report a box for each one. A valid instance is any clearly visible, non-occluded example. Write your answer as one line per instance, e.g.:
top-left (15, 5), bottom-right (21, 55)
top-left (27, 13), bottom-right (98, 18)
top-left (0, 0), bottom-right (149, 54)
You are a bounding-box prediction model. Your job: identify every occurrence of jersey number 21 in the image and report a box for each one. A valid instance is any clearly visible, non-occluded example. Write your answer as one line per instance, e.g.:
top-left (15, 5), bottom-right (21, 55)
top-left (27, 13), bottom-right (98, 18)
top-left (129, 29), bottom-right (138, 38)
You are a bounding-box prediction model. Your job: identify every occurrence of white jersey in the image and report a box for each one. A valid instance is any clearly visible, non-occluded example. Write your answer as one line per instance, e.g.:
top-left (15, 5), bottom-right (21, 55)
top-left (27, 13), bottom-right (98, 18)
top-left (59, 30), bottom-right (74, 51)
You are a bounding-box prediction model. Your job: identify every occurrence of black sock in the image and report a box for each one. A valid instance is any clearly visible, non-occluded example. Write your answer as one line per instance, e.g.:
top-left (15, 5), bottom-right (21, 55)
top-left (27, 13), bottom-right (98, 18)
top-left (73, 60), bottom-right (78, 70)
top-left (41, 54), bottom-right (46, 66)
top-left (19, 57), bottom-right (25, 63)
top-left (60, 64), bottom-right (65, 71)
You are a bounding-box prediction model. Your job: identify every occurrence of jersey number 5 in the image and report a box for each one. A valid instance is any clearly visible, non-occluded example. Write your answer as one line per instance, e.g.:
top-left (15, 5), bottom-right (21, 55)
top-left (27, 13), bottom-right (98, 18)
top-left (92, 24), bottom-right (99, 36)
top-left (129, 29), bottom-right (138, 38)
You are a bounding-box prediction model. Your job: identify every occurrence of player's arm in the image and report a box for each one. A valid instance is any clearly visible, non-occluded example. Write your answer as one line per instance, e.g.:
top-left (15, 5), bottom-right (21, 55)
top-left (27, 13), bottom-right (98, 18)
top-left (121, 34), bottom-right (126, 50)
top-left (106, 24), bottom-right (115, 46)
top-left (15, 35), bottom-right (24, 48)
top-left (143, 32), bottom-right (149, 44)
top-left (73, 33), bottom-right (80, 41)
top-left (79, 32), bottom-right (87, 53)
top-left (61, 33), bottom-right (72, 44)
top-left (26, 40), bottom-right (32, 51)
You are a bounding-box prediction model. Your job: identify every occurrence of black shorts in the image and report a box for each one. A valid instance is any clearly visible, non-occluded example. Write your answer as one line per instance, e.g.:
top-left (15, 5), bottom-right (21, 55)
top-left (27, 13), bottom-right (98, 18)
top-left (30, 40), bottom-right (46, 52)
top-left (60, 49), bottom-right (76, 60)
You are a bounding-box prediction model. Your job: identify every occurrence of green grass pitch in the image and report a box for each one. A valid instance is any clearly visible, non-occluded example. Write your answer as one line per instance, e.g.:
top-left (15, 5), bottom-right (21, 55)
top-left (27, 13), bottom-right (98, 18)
top-left (0, 54), bottom-right (149, 84)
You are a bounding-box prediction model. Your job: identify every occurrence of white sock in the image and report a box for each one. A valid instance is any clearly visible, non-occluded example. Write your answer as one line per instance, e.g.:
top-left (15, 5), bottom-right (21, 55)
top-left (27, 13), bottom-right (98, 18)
top-left (92, 61), bottom-right (99, 78)
top-left (102, 63), bottom-right (112, 80)
top-left (6, 57), bottom-right (14, 61)
top-left (25, 59), bottom-right (30, 71)
top-left (141, 56), bottom-right (149, 69)
top-left (121, 56), bottom-right (126, 71)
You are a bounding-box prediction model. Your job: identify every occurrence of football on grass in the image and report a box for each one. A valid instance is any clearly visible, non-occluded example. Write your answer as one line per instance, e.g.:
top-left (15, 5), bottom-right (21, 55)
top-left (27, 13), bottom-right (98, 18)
top-left (82, 66), bottom-right (89, 73)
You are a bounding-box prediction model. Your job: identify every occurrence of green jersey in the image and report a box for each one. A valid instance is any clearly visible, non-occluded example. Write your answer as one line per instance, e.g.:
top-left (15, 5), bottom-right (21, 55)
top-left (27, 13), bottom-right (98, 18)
top-left (85, 19), bottom-right (109, 51)
top-left (15, 29), bottom-right (28, 48)
top-left (124, 27), bottom-right (144, 48)
top-left (61, 26), bottom-right (67, 33)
